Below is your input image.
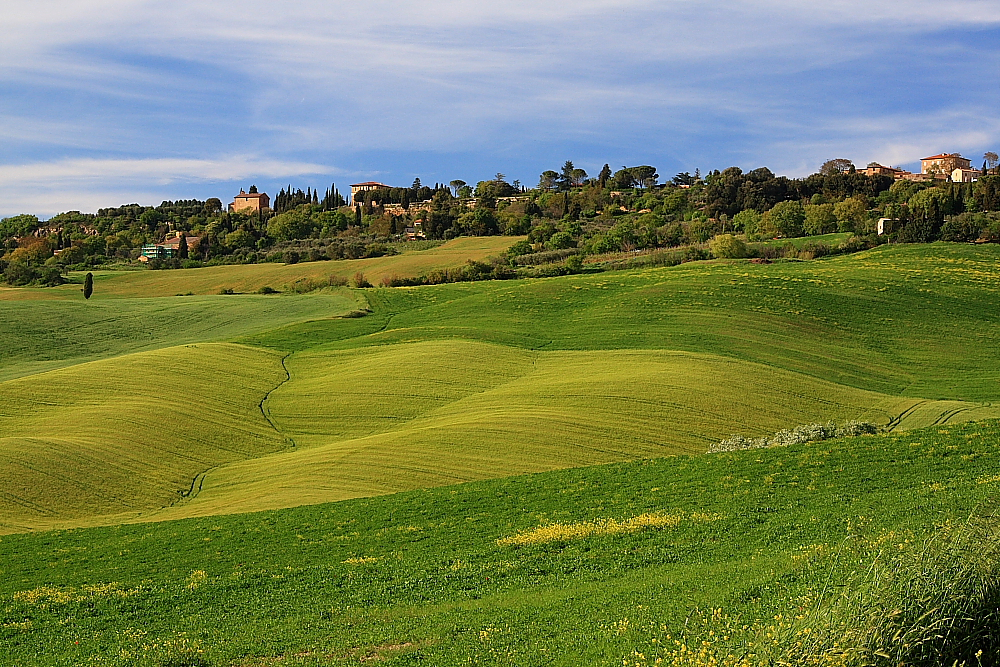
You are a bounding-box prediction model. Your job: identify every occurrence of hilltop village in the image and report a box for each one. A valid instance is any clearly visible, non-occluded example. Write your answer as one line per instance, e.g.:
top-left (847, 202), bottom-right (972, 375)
top-left (1, 152), bottom-right (999, 286)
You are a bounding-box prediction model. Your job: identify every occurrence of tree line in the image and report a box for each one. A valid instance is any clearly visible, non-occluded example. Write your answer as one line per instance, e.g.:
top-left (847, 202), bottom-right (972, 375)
top-left (3, 156), bottom-right (1000, 285)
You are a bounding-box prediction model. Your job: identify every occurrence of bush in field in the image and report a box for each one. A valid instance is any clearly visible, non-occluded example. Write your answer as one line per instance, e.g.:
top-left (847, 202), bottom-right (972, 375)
top-left (710, 420), bottom-right (879, 453)
top-left (350, 271), bottom-right (371, 288)
top-left (709, 234), bottom-right (747, 259)
top-left (83, 272), bottom-right (93, 299)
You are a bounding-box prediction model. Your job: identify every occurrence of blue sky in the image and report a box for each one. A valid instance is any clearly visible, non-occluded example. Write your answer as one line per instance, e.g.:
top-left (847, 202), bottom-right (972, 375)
top-left (1, 0), bottom-right (999, 217)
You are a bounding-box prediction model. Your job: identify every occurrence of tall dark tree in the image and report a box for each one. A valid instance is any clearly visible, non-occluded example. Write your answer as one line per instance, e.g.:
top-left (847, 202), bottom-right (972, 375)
top-left (559, 161), bottom-right (575, 191)
top-left (598, 164), bottom-right (612, 188)
top-left (83, 272), bottom-right (93, 300)
top-left (177, 234), bottom-right (188, 259)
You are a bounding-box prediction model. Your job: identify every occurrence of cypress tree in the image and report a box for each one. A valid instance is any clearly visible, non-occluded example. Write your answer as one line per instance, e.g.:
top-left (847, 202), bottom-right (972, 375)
top-left (599, 164), bottom-right (612, 188)
top-left (83, 272), bottom-right (93, 300)
top-left (177, 234), bottom-right (188, 259)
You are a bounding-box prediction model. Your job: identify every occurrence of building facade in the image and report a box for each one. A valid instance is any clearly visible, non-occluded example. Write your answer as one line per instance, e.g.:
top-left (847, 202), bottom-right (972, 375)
top-left (951, 168), bottom-right (981, 183)
top-left (921, 154), bottom-right (972, 175)
top-left (231, 189), bottom-right (270, 213)
top-left (350, 182), bottom-right (391, 203)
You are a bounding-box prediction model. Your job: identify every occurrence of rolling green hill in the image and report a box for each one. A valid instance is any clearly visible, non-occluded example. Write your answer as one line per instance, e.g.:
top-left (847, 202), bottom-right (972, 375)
top-left (2, 242), bottom-right (1000, 533)
top-left (0, 344), bottom-right (288, 533)
top-left (1, 419), bottom-right (997, 666)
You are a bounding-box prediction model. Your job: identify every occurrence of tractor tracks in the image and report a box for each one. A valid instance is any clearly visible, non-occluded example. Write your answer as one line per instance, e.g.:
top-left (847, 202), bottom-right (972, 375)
top-left (176, 353), bottom-right (297, 506)
top-left (260, 352), bottom-right (297, 448)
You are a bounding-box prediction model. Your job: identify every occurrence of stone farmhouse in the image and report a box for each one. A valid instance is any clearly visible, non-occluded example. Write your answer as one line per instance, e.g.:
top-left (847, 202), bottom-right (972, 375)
top-left (231, 188), bottom-right (270, 213)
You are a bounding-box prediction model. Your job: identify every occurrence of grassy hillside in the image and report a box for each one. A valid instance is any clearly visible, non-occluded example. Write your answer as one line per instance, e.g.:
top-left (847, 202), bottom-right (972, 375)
top-left (2, 242), bottom-right (1000, 531)
top-left (163, 341), bottom-right (933, 518)
top-left (1, 419), bottom-right (997, 666)
top-left (0, 344), bottom-right (288, 532)
top-left (46, 236), bottom-right (518, 298)
top-left (0, 292), bottom-right (357, 382)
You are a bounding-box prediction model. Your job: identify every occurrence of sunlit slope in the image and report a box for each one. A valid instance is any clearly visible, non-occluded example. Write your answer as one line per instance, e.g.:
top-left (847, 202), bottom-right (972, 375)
top-left (244, 243), bottom-right (1000, 401)
top-left (0, 344), bottom-right (287, 532)
top-left (0, 292), bottom-right (355, 382)
top-left (156, 340), bottom-right (995, 519)
top-left (41, 236), bottom-right (520, 298)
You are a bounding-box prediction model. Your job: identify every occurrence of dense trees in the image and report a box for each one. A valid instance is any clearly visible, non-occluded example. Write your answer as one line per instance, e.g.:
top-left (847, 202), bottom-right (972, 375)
top-left (4, 157), bottom-right (1000, 286)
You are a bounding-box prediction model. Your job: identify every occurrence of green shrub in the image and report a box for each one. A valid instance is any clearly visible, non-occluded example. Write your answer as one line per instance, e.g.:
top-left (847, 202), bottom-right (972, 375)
top-left (709, 234), bottom-right (747, 259)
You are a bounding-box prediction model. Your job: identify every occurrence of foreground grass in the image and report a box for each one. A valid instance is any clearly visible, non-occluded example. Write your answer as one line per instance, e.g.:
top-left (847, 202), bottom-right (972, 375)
top-left (1, 420), bottom-right (998, 666)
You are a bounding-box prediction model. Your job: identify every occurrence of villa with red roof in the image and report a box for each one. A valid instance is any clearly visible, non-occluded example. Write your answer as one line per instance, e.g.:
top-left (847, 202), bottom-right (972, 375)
top-left (350, 181), bottom-right (391, 202)
top-left (921, 153), bottom-right (972, 175)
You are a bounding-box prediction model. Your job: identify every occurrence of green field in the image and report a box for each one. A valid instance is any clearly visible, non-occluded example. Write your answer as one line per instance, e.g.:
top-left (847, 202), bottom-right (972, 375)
top-left (1, 419), bottom-right (997, 666)
top-left (2, 240), bottom-right (1000, 664)
top-left (29, 236), bottom-right (519, 298)
top-left (3, 242), bottom-right (1000, 533)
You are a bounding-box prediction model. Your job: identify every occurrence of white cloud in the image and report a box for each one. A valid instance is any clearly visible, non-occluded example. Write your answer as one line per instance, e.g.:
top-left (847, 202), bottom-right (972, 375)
top-left (0, 0), bottom-right (998, 207)
top-left (0, 156), bottom-right (338, 216)
top-left (0, 156), bottom-right (333, 187)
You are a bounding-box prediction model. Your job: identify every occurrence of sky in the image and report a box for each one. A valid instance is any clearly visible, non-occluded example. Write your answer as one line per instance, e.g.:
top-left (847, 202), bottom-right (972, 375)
top-left (1, 0), bottom-right (999, 217)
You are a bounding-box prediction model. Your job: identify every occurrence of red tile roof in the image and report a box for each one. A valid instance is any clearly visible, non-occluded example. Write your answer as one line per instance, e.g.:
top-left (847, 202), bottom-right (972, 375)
top-left (350, 181), bottom-right (390, 187)
top-left (235, 192), bottom-right (268, 198)
top-left (921, 154), bottom-right (962, 161)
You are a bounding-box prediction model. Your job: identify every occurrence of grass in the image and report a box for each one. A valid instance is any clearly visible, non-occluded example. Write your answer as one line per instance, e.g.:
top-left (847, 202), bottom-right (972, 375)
top-left (0, 419), bottom-right (998, 666)
top-left (3, 242), bottom-right (1000, 531)
top-left (0, 344), bottom-right (288, 533)
top-left (753, 231), bottom-right (854, 249)
top-left (0, 292), bottom-right (357, 382)
top-left (157, 341), bottom-right (981, 520)
top-left (3, 241), bottom-right (1000, 664)
top-left (42, 236), bottom-right (520, 298)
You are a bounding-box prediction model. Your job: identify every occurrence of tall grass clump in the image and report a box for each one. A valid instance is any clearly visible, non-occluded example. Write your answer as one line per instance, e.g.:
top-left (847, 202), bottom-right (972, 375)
top-left (709, 420), bottom-right (879, 453)
top-left (633, 511), bottom-right (1000, 667)
top-left (769, 511), bottom-right (1000, 666)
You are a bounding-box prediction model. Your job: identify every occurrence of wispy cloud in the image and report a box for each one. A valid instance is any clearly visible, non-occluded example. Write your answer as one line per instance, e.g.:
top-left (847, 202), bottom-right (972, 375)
top-left (0, 0), bottom-right (998, 214)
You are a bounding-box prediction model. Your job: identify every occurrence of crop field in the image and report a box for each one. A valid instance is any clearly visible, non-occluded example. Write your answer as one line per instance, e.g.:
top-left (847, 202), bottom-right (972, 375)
top-left (0, 344), bottom-right (289, 533)
top-left (37, 236), bottom-right (519, 298)
top-left (1, 419), bottom-right (998, 666)
top-left (0, 293), bottom-right (357, 382)
top-left (2, 242), bottom-right (1000, 533)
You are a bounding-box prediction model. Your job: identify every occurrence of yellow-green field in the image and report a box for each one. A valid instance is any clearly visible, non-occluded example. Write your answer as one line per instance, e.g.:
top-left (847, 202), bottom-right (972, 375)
top-left (3, 241), bottom-right (1000, 533)
top-left (36, 236), bottom-right (519, 298)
